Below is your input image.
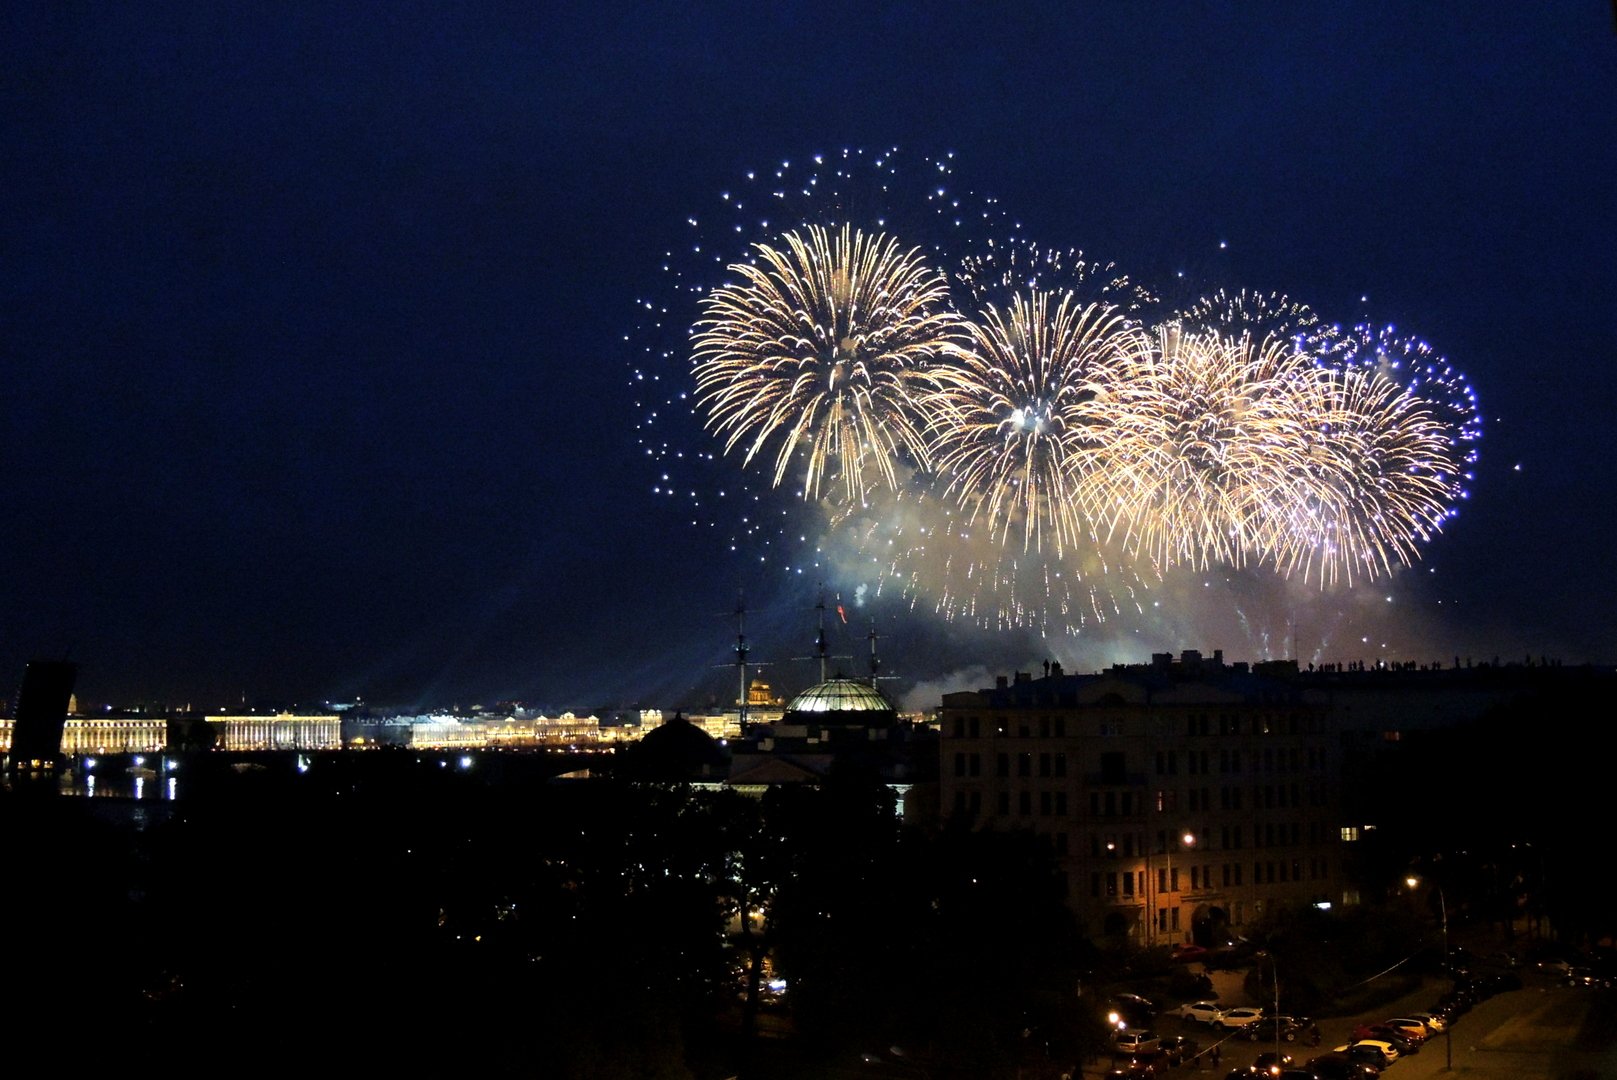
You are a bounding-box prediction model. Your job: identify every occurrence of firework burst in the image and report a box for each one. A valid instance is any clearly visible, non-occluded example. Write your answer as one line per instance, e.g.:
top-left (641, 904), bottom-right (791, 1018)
top-left (691, 224), bottom-right (969, 499)
top-left (923, 289), bottom-right (1149, 556)
top-left (1098, 326), bottom-right (1318, 570)
top-left (1273, 366), bottom-right (1468, 586)
top-left (634, 150), bottom-right (1484, 651)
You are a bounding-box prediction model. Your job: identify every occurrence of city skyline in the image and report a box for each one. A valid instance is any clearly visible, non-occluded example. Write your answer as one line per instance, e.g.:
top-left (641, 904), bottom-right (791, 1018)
top-left (5, 6), bottom-right (1614, 709)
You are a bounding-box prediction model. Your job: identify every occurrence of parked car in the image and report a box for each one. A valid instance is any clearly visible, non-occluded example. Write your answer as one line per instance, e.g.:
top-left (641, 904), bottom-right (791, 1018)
top-left (1382, 1018), bottom-right (1431, 1041)
top-left (1172, 944), bottom-right (1211, 964)
top-left (1111, 993), bottom-right (1161, 1027)
top-left (1176, 1001), bottom-right (1225, 1025)
top-left (1349, 1026), bottom-right (1416, 1054)
top-left (1116, 1031), bottom-right (1162, 1055)
top-left (1244, 1015), bottom-right (1307, 1042)
top-left (1106, 1062), bottom-right (1160, 1080)
top-left (1404, 1012), bottom-right (1446, 1034)
top-left (1251, 1051), bottom-right (1295, 1074)
top-left (1306, 1053), bottom-right (1381, 1080)
top-left (1217, 1007), bottom-right (1266, 1031)
top-left (1335, 1041), bottom-right (1399, 1069)
top-left (1159, 1035), bottom-right (1201, 1066)
top-left (1565, 966), bottom-right (1614, 989)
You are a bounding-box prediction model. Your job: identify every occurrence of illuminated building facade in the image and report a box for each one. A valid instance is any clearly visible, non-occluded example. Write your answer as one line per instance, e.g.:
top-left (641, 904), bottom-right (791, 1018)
top-left (1, 715), bottom-right (166, 755)
top-left (60, 716), bottom-right (168, 755)
top-left (208, 712), bottom-right (341, 751)
top-left (938, 651), bottom-right (1338, 944)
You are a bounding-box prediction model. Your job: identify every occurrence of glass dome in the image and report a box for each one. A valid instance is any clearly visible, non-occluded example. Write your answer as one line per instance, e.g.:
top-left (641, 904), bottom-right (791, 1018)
top-left (784, 678), bottom-right (895, 717)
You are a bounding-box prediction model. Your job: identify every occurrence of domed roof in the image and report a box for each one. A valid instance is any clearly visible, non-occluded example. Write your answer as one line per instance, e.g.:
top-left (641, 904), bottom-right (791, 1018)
top-left (619, 713), bottom-right (728, 781)
top-left (783, 678), bottom-right (896, 723)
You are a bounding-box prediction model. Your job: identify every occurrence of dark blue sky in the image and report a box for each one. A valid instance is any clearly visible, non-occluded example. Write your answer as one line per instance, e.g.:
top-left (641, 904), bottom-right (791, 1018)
top-left (4, 3), bottom-right (1614, 711)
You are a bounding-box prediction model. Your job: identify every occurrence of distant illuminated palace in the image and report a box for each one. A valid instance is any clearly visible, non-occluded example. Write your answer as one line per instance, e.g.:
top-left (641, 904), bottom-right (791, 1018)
top-left (0, 715), bottom-right (168, 756)
top-left (208, 712), bottom-right (342, 751)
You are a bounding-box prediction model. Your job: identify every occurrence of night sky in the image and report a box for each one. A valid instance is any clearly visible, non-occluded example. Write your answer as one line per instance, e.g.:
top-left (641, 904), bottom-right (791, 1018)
top-left (5, 4), bottom-right (1614, 712)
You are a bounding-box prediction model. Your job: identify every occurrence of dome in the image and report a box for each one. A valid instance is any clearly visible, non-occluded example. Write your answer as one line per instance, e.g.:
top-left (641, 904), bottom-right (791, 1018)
top-left (783, 678), bottom-right (897, 725)
top-left (619, 713), bottom-right (728, 781)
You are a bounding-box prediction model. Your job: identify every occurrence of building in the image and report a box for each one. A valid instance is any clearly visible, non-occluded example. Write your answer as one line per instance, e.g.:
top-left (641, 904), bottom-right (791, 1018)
top-left (938, 650), bottom-right (1336, 944)
top-left (728, 676), bottom-right (935, 820)
top-left (207, 712), bottom-right (342, 751)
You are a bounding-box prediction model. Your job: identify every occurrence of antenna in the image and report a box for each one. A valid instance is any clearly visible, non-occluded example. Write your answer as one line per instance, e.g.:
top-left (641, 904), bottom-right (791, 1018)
top-left (815, 588), bottom-right (829, 684)
top-left (793, 584), bottom-right (853, 683)
top-left (712, 589), bottom-right (772, 730)
top-left (735, 592), bottom-right (749, 729)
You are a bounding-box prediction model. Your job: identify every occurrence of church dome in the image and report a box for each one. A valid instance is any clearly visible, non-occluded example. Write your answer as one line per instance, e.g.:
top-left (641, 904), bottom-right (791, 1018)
top-left (783, 678), bottom-right (897, 725)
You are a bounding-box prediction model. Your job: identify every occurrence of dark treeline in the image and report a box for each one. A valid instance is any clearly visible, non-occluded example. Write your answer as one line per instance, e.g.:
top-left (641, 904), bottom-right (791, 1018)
top-left (1, 754), bottom-right (1097, 1077)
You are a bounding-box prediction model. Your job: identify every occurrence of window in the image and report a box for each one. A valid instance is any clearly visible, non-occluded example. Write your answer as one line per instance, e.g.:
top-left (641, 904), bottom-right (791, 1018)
top-left (968, 753), bottom-right (980, 777)
top-left (1039, 752), bottom-right (1051, 777)
top-left (997, 791), bottom-right (1010, 815)
top-left (1123, 872), bottom-right (1134, 897)
top-left (1019, 791), bottom-right (1032, 816)
top-left (1171, 906), bottom-right (1180, 930)
top-left (1106, 872), bottom-right (1118, 897)
top-left (1055, 792), bottom-right (1068, 816)
top-left (1040, 791), bottom-right (1052, 816)
top-left (1054, 752), bottom-right (1067, 777)
top-left (953, 752), bottom-right (965, 777)
top-left (1092, 873), bottom-right (1102, 897)
top-left (968, 716), bottom-right (980, 738)
top-left (996, 753), bottom-right (1009, 777)
top-left (1191, 866), bottom-right (1200, 890)
top-left (1100, 751), bottom-right (1126, 783)
top-left (1158, 868), bottom-right (1168, 892)
top-left (1170, 867), bottom-right (1179, 892)
top-left (1018, 753), bottom-right (1032, 777)
top-left (1341, 826), bottom-right (1360, 842)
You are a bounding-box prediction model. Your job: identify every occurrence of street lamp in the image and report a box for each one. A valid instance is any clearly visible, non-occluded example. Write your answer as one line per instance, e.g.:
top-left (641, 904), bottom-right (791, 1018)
top-left (1407, 875), bottom-right (1452, 1072)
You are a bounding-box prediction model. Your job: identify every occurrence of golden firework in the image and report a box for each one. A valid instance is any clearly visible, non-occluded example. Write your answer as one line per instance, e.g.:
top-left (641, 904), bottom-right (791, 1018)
top-left (691, 224), bottom-right (968, 500)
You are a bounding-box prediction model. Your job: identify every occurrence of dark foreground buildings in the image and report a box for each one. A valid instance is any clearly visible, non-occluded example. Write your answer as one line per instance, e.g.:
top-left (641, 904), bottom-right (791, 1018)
top-left (940, 649), bottom-right (1336, 945)
top-left (939, 648), bottom-right (1615, 947)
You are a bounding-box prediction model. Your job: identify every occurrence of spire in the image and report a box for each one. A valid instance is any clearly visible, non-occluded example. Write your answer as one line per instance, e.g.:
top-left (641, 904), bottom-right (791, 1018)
top-left (734, 590), bottom-right (749, 729)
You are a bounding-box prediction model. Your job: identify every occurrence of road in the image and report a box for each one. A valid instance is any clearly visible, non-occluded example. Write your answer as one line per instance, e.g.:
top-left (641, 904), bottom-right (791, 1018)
top-left (1100, 977), bottom-right (1614, 1080)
